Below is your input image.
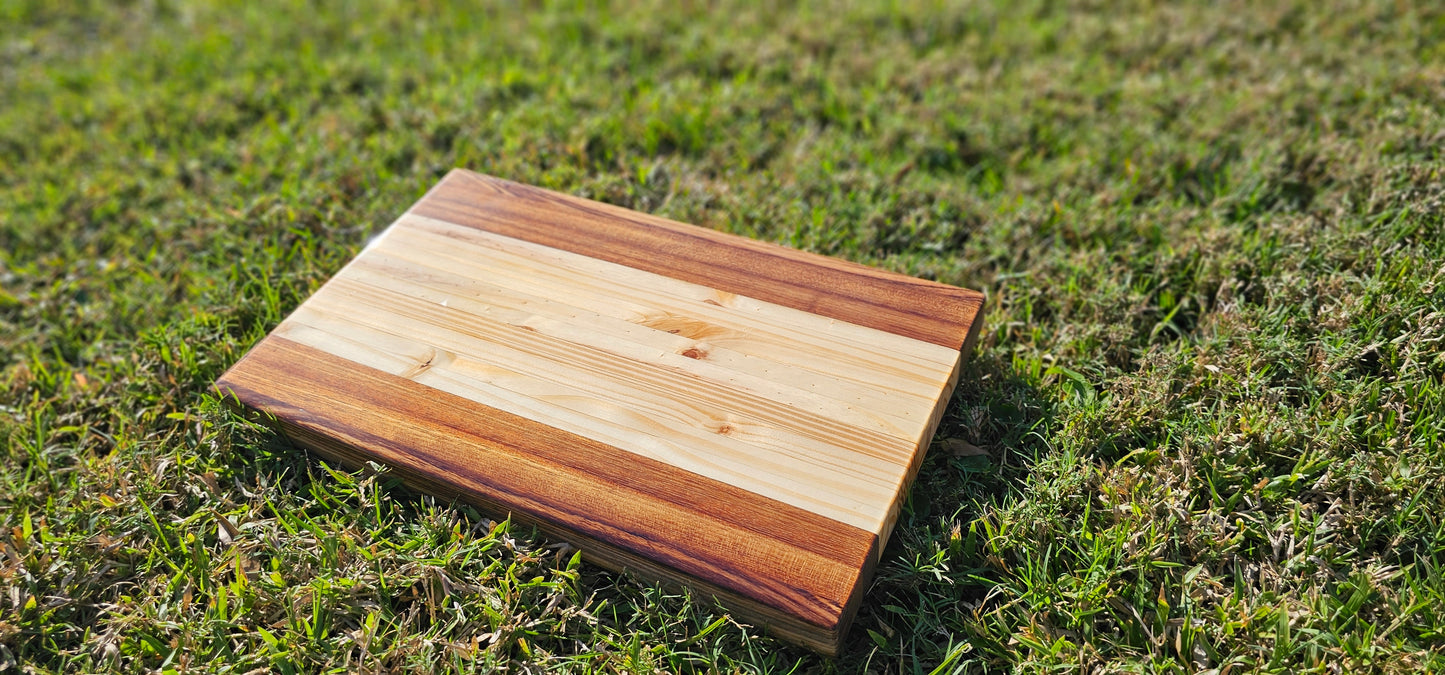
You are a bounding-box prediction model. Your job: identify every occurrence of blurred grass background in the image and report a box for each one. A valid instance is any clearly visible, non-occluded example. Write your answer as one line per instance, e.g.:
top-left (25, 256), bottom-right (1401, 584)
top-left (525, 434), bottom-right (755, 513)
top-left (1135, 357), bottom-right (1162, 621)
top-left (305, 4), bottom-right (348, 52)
top-left (2, 0), bottom-right (1444, 671)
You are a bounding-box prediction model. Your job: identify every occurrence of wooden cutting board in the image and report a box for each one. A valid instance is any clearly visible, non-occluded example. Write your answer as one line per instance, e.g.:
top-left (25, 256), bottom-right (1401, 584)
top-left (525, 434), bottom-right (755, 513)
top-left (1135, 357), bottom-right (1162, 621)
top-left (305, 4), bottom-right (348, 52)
top-left (215, 169), bottom-right (984, 655)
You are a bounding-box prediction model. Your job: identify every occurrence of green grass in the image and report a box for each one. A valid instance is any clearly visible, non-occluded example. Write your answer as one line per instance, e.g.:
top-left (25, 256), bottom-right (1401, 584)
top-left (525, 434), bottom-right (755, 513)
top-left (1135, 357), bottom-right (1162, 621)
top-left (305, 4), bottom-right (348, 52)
top-left (2, 0), bottom-right (1443, 671)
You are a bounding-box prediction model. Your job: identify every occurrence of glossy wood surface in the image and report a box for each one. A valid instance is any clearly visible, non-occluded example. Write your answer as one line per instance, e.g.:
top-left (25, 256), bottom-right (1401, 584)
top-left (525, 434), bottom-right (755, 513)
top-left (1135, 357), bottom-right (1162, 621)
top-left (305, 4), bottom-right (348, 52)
top-left (215, 169), bottom-right (984, 654)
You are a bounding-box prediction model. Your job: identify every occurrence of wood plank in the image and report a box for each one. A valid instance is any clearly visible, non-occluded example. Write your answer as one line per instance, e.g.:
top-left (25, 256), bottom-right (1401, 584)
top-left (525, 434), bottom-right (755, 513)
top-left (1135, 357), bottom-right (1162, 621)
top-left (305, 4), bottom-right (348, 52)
top-left (214, 171), bottom-right (985, 653)
top-left (410, 170), bottom-right (985, 351)
top-left (386, 214), bottom-right (958, 404)
top-left (274, 305), bottom-right (901, 531)
top-left (341, 253), bottom-right (931, 436)
top-left (216, 337), bottom-right (876, 654)
top-left (338, 245), bottom-right (931, 439)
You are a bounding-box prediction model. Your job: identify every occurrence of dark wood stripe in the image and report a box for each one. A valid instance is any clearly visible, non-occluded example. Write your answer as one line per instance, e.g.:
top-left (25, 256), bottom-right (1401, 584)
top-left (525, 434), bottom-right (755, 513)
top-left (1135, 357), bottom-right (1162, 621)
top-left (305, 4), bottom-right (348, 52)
top-left (409, 169), bottom-right (985, 351)
top-left (215, 336), bottom-right (875, 652)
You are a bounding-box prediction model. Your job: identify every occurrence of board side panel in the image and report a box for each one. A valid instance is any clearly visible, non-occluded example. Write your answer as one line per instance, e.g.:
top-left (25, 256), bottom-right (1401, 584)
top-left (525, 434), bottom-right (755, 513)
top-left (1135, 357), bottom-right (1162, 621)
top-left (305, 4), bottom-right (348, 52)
top-left (410, 169), bottom-right (985, 351)
top-left (875, 298), bottom-right (985, 554)
top-left (214, 336), bottom-right (876, 653)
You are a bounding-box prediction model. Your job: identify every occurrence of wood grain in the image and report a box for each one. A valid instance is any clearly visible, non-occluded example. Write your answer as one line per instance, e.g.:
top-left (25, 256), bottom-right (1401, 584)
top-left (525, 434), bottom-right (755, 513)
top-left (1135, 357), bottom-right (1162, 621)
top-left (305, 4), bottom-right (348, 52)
top-left (214, 170), bottom-right (985, 654)
top-left (411, 170), bottom-right (985, 351)
top-left (217, 337), bottom-right (875, 653)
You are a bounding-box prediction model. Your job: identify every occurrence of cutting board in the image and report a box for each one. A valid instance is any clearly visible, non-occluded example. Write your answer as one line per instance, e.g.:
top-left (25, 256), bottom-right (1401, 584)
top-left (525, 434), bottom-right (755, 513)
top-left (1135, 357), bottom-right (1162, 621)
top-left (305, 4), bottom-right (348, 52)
top-left (215, 169), bottom-right (984, 654)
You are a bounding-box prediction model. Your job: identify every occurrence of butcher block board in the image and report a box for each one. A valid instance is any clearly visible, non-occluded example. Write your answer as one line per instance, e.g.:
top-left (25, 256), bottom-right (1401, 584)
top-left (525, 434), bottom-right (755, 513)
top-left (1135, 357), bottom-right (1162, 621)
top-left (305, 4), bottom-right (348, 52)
top-left (215, 169), bottom-right (985, 655)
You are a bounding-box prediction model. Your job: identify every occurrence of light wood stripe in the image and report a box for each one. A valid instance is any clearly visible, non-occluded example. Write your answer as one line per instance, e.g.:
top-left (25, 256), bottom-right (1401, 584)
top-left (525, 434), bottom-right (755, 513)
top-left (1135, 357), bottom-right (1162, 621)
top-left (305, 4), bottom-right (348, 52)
top-left (280, 279), bottom-right (907, 532)
top-left (411, 170), bottom-right (985, 351)
top-left (389, 214), bottom-right (958, 405)
top-left (312, 274), bottom-right (919, 465)
top-left (339, 252), bottom-right (923, 440)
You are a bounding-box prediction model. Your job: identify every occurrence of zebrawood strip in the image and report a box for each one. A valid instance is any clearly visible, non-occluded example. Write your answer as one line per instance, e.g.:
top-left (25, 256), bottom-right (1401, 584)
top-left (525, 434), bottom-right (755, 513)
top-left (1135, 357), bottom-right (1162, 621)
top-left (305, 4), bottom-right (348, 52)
top-left (216, 336), bottom-right (876, 654)
top-left (410, 170), bottom-right (985, 351)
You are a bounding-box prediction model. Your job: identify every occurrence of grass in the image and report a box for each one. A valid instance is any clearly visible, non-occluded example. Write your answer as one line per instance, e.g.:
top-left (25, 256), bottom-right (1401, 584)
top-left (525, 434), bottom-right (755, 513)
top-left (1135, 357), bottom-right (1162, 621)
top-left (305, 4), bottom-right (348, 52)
top-left (2, 0), bottom-right (1443, 671)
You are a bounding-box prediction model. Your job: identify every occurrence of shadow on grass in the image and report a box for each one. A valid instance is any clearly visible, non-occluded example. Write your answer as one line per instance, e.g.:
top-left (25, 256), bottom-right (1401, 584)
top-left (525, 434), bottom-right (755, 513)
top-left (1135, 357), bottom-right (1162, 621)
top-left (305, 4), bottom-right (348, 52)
top-left (219, 400), bottom-right (809, 668)
top-left (217, 343), bottom-right (1054, 669)
top-left (847, 347), bottom-right (1057, 664)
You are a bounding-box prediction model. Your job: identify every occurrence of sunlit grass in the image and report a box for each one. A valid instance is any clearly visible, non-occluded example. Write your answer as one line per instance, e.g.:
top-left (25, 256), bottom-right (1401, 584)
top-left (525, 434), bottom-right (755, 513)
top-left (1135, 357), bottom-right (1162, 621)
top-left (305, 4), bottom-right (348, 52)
top-left (2, 0), bottom-right (1443, 671)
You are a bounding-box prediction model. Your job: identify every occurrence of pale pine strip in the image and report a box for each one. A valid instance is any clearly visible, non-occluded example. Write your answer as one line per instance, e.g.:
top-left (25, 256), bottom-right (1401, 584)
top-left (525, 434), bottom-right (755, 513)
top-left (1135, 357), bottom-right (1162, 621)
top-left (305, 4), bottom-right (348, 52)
top-left (388, 214), bottom-right (958, 396)
top-left (878, 351), bottom-right (962, 551)
top-left (342, 249), bottom-right (925, 439)
top-left (374, 224), bottom-right (944, 412)
top-left (308, 277), bottom-right (916, 470)
top-left (275, 316), bottom-right (889, 531)
top-left (395, 212), bottom-right (954, 375)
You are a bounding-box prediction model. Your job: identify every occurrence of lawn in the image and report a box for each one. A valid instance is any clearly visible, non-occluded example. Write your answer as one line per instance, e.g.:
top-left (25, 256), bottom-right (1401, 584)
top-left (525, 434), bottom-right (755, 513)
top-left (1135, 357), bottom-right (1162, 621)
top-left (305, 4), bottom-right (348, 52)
top-left (2, 0), bottom-right (1443, 671)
